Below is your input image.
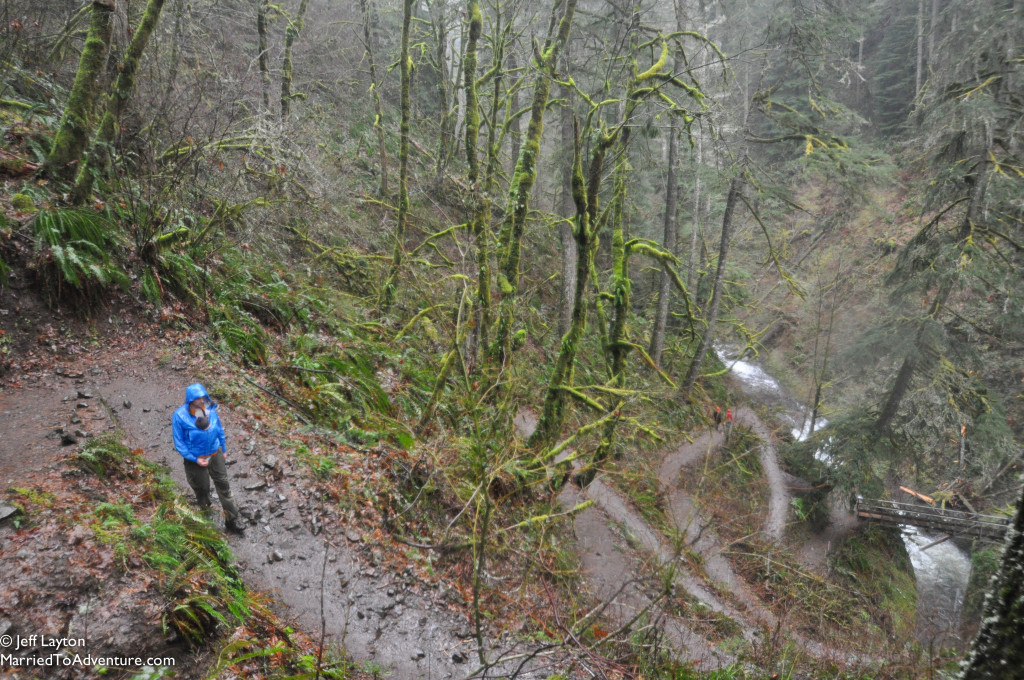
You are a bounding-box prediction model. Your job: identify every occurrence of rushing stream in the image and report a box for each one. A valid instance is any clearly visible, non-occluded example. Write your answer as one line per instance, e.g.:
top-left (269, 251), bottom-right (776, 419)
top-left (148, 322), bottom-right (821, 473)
top-left (714, 345), bottom-right (973, 648)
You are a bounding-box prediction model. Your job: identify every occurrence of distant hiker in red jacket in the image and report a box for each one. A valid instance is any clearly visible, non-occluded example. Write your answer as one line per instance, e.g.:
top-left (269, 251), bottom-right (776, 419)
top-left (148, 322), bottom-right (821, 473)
top-left (713, 405), bottom-right (723, 430)
top-left (725, 408), bottom-right (734, 441)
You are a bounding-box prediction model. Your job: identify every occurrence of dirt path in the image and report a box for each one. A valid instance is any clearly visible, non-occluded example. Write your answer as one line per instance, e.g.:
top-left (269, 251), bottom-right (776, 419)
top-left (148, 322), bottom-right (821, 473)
top-left (0, 338), bottom-right (555, 679)
top-left (655, 422), bottom-right (781, 634)
top-left (516, 414), bottom-right (746, 667)
top-left (735, 407), bottom-right (789, 542)
top-left (559, 484), bottom-right (735, 670)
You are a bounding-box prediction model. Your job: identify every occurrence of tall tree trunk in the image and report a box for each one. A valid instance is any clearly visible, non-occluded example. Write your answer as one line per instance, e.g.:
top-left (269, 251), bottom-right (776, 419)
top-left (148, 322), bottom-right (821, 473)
top-left (557, 54), bottom-right (576, 338)
top-left (856, 33), bottom-right (864, 108)
top-left (680, 174), bottom-right (743, 398)
top-left (72, 0), bottom-right (167, 204)
top-left (649, 119), bottom-right (678, 366)
top-left (529, 122), bottom-right (614, 449)
top-left (465, 0), bottom-right (489, 364)
top-left (687, 132), bottom-right (703, 291)
top-left (915, 0), bottom-right (924, 96)
top-left (505, 0), bottom-right (524, 176)
top-left (280, 0), bottom-right (310, 120)
top-left (927, 0), bottom-right (938, 69)
top-left (959, 481), bottom-right (1024, 678)
top-left (359, 0), bottom-right (388, 196)
top-left (491, 0), bottom-right (578, 364)
top-left (257, 0), bottom-right (271, 111)
top-left (431, 0), bottom-right (452, 182)
top-left (46, 0), bottom-right (115, 179)
top-left (506, 49), bottom-right (522, 175)
top-left (380, 0), bottom-right (414, 310)
top-left (594, 121), bottom-right (632, 464)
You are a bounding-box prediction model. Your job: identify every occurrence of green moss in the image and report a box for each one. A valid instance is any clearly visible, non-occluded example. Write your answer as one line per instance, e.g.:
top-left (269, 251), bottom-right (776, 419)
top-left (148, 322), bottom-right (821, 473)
top-left (11, 192), bottom-right (35, 212)
top-left (962, 544), bottom-right (1001, 630)
top-left (46, 1), bottom-right (115, 178)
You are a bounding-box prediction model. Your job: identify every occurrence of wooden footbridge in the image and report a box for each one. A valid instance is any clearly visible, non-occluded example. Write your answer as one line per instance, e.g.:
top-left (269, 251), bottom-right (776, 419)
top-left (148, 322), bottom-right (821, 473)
top-left (856, 494), bottom-right (1009, 541)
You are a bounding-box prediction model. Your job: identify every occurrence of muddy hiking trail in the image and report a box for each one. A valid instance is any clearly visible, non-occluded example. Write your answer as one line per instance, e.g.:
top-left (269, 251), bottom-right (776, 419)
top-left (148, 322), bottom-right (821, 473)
top-left (0, 327), bottom-right (873, 679)
top-left (0, 333), bottom-right (565, 680)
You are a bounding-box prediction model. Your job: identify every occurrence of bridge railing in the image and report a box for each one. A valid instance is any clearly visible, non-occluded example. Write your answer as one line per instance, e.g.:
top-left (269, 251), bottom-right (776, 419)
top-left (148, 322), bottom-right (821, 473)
top-left (855, 497), bottom-right (1009, 540)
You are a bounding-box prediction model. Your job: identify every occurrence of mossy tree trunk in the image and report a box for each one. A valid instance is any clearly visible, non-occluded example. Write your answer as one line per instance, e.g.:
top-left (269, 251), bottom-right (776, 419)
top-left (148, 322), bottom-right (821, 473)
top-left (279, 0), bottom-right (310, 120)
top-left (464, 0), bottom-right (492, 365)
top-left (528, 121), bottom-right (614, 449)
top-left (650, 1), bottom-right (692, 367)
top-left (72, 0), bottom-right (167, 204)
top-left (379, 0), bottom-right (414, 310)
top-left (490, 0), bottom-right (578, 365)
top-left (46, 0), bottom-right (115, 180)
top-left (680, 173), bottom-right (743, 398)
top-left (594, 120), bottom-right (634, 464)
top-left (959, 480), bottom-right (1024, 679)
top-left (257, 0), bottom-right (271, 111)
top-left (431, 0), bottom-right (454, 183)
top-left (359, 0), bottom-right (388, 196)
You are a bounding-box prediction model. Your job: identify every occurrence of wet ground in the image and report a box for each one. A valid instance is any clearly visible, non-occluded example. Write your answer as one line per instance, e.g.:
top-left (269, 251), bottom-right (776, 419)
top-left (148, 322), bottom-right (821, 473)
top-left (0, 337), bottom-right (554, 679)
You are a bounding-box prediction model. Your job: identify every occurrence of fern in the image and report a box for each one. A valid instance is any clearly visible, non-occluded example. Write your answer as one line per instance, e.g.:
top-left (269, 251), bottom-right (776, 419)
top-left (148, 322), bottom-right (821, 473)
top-left (32, 208), bottom-right (113, 248)
top-left (212, 305), bottom-right (268, 365)
top-left (30, 208), bottom-right (128, 306)
top-left (141, 269), bottom-right (161, 304)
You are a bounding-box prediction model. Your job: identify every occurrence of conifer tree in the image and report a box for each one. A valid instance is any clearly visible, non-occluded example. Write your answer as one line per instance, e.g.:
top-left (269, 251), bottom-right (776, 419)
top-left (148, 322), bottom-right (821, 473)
top-left (960, 481), bottom-right (1024, 678)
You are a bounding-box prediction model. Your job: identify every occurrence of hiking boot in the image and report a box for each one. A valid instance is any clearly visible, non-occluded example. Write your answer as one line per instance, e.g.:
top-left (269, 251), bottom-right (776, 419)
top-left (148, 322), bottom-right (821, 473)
top-left (225, 519), bottom-right (246, 536)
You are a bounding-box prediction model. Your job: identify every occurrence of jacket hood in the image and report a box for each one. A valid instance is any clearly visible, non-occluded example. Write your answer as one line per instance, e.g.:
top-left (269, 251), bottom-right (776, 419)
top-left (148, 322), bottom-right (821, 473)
top-left (185, 383), bottom-right (211, 405)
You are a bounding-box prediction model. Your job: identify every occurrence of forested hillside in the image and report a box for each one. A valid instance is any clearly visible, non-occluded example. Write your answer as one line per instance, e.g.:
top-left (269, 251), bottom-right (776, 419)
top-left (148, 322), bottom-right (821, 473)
top-left (0, 0), bottom-right (1021, 679)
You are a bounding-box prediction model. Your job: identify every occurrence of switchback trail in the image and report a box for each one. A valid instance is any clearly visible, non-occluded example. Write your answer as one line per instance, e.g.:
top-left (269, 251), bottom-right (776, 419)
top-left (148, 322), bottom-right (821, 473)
top-left (518, 405), bottom-right (875, 668)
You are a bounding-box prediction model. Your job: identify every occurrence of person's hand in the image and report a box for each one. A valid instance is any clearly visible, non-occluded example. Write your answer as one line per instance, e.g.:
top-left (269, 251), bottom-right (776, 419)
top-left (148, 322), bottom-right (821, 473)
top-left (197, 456), bottom-right (211, 467)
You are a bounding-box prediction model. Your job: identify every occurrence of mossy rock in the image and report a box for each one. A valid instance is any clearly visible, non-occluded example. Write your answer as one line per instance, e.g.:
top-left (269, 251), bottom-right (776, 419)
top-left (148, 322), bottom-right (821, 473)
top-left (11, 193), bottom-right (36, 213)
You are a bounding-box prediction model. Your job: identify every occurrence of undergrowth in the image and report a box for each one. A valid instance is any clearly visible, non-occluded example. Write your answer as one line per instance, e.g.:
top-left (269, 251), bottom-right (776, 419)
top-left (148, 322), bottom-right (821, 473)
top-left (76, 436), bottom-right (255, 646)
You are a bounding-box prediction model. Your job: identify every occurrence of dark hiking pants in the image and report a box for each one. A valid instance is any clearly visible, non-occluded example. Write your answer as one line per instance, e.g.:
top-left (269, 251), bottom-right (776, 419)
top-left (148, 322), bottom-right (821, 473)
top-left (184, 451), bottom-right (239, 523)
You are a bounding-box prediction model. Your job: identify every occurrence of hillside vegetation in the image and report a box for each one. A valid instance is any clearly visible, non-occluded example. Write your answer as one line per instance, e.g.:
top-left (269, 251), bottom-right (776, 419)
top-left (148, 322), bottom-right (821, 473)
top-left (1, 0), bottom-right (1022, 678)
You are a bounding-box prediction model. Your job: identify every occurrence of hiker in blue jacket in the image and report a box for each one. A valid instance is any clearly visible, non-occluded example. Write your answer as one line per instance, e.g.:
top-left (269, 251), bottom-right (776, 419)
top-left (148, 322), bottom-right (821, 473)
top-left (172, 383), bottom-right (244, 534)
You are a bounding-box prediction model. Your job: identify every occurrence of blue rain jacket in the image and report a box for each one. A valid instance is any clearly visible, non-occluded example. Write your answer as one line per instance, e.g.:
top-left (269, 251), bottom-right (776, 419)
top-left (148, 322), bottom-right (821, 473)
top-left (172, 383), bottom-right (227, 462)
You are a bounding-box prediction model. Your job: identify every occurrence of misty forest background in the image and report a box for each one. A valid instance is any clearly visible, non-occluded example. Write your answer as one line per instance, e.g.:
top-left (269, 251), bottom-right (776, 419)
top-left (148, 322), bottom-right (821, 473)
top-left (1, 0), bottom-right (1023, 678)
